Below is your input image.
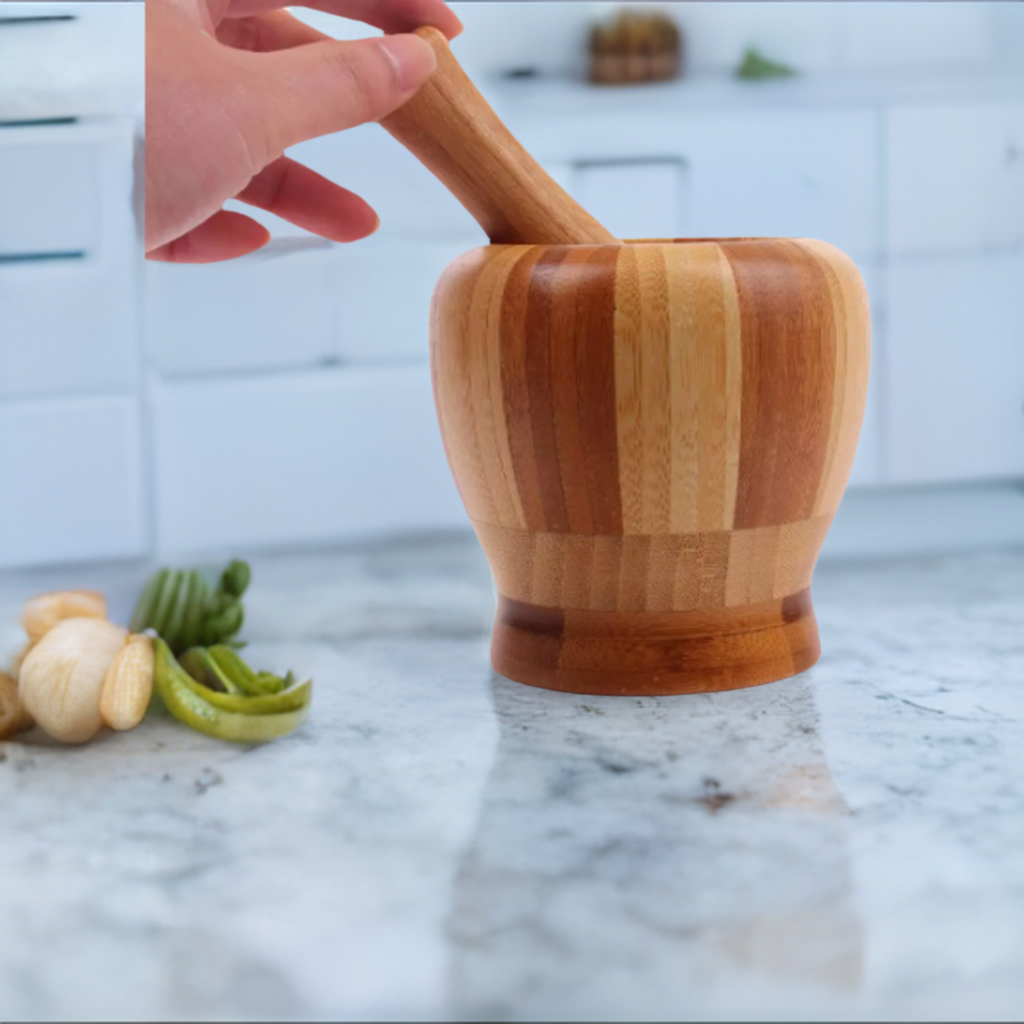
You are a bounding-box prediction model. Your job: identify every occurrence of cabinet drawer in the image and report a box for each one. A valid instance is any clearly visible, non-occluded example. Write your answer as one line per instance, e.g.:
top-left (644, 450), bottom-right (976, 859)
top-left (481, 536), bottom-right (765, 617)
top-left (887, 104), bottom-right (1024, 255)
top-left (518, 107), bottom-right (881, 259)
top-left (0, 257), bottom-right (137, 398)
top-left (570, 158), bottom-right (687, 240)
top-left (0, 5), bottom-right (143, 122)
top-left (886, 252), bottom-right (1024, 484)
top-left (0, 119), bottom-right (138, 399)
top-left (146, 241), bottom-right (336, 376)
top-left (285, 125), bottom-right (485, 242)
top-left (0, 121), bottom-right (124, 257)
top-left (0, 396), bottom-right (145, 568)
top-left (152, 366), bottom-right (466, 554)
top-left (335, 237), bottom-right (476, 364)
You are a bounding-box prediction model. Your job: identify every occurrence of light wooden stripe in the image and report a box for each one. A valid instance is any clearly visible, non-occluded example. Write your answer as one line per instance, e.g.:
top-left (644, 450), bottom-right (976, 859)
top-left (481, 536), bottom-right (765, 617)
top-left (636, 246), bottom-right (673, 534)
top-left (797, 240), bottom-right (871, 516)
top-left (468, 244), bottom-right (530, 528)
top-left (474, 517), bottom-right (832, 612)
top-left (663, 243), bottom-right (745, 533)
top-left (720, 250), bottom-right (744, 530)
top-left (499, 245), bottom-right (549, 530)
top-left (665, 244), bottom-right (705, 534)
top-left (613, 246), bottom-right (646, 533)
top-left (430, 249), bottom-right (495, 522)
top-left (773, 516), bottom-right (834, 598)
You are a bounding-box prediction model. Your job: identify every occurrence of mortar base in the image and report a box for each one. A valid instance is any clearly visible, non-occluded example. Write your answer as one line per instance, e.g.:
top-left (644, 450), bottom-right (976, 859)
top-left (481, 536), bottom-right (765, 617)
top-left (491, 592), bottom-right (820, 696)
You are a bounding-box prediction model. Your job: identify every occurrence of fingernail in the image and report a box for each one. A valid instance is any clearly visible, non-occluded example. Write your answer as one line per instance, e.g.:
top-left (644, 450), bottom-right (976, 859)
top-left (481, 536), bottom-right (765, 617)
top-left (379, 34), bottom-right (437, 92)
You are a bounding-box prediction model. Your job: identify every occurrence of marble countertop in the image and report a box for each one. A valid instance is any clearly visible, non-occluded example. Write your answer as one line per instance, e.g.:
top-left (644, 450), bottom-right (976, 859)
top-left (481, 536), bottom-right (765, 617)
top-left (1, 536), bottom-right (1022, 1022)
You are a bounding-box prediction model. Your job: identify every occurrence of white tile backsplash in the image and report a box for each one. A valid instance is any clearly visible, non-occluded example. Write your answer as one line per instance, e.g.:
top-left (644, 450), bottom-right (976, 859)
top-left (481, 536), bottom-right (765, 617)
top-left (885, 251), bottom-right (1024, 484)
top-left (0, 396), bottom-right (146, 568)
top-left (840, 4), bottom-right (993, 72)
top-left (335, 236), bottom-right (476, 365)
top-left (150, 366), bottom-right (467, 556)
top-left (887, 103), bottom-right (1024, 256)
top-left (146, 242), bottom-right (338, 376)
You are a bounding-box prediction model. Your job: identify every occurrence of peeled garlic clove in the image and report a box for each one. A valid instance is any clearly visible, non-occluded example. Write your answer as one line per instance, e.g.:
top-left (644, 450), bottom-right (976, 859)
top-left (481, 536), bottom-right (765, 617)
top-left (0, 670), bottom-right (34, 739)
top-left (99, 634), bottom-right (154, 731)
top-left (22, 589), bottom-right (107, 645)
top-left (19, 618), bottom-right (128, 744)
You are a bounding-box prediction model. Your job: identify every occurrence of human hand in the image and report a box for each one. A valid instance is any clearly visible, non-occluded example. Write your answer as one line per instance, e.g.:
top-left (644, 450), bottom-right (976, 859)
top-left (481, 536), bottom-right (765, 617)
top-left (145, 0), bottom-right (463, 262)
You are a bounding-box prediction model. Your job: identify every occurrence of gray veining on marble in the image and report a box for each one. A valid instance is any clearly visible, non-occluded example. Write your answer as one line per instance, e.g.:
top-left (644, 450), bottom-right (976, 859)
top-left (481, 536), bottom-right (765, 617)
top-left (1, 537), bottom-right (1022, 1021)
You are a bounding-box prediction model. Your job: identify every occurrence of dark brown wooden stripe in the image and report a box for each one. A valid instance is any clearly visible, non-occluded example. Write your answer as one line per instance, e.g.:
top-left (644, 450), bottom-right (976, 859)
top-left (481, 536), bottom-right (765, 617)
top-left (721, 241), bottom-right (837, 529)
top-left (524, 246), bottom-right (572, 532)
top-left (492, 589), bottom-right (818, 695)
top-left (575, 246), bottom-right (623, 534)
top-left (499, 246), bottom-right (549, 531)
top-left (549, 248), bottom-right (599, 534)
top-left (498, 595), bottom-right (566, 637)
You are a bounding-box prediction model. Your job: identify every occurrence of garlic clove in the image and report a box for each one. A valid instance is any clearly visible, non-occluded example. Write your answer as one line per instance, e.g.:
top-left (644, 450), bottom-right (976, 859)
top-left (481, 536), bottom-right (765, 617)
top-left (22, 590), bottom-right (108, 645)
top-left (19, 618), bottom-right (128, 744)
top-left (99, 634), bottom-right (154, 731)
top-left (0, 670), bottom-right (34, 739)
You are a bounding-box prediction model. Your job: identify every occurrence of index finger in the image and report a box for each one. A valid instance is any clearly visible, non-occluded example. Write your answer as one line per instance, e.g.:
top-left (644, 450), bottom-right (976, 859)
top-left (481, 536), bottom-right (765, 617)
top-left (225, 0), bottom-right (463, 39)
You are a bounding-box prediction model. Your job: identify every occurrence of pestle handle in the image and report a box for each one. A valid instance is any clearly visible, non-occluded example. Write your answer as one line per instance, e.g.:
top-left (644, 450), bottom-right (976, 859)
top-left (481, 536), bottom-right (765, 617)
top-left (380, 26), bottom-right (618, 246)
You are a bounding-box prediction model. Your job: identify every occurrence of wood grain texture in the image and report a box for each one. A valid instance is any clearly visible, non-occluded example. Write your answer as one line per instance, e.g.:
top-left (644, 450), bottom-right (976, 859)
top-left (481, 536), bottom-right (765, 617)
top-left (380, 27), bottom-right (617, 246)
top-left (430, 238), bottom-right (870, 695)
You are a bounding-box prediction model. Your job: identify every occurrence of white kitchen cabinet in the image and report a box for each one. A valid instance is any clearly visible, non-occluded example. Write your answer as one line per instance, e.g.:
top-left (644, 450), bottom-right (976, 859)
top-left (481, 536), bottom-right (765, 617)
top-left (335, 236), bottom-right (479, 365)
top-left (0, 126), bottom-right (98, 255)
top-left (683, 108), bottom-right (879, 258)
top-left (517, 107), bottom-right (880, 259)
top-left (0, 396), bottom-right (146, 568)
top-left (571, 158), bottom-right (687, 240)
top-left (0, 5), bottom-right (143, 123)
top-left (145, 241), bottom-right (337, 376)
top-left (151, 366), bottom-right (466, 555)
top-left (885, 252), bottom-right (1024, 484)
top-left (0, 119), bottom-right (138, 400)
top-left (285, 124), bottom-right (485, 242)
top-left (887, 103), bottom-right (1024, 256)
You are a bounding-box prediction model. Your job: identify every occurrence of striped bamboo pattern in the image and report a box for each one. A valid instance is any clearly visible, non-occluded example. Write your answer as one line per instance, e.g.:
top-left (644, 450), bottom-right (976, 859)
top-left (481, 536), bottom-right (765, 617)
top-left (430, 238), bottom-right (870, 695)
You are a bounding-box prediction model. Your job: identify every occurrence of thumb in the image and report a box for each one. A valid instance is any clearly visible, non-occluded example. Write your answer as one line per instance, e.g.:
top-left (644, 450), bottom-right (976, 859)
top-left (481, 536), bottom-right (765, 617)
top-left (248, 34), bottom-right (437, 156)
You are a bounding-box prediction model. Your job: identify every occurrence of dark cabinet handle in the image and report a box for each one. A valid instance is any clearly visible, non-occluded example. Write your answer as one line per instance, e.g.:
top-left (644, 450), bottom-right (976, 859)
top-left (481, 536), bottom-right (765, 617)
top-left (0, 252), bottom-right (86, 264)
top-left (0, 15), bottom-right (77, 25)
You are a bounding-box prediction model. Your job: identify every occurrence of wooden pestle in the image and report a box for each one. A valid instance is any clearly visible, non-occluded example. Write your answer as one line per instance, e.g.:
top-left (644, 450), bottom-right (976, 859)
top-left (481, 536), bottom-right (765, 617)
top-left (380, 26), bottom-right (618, 246)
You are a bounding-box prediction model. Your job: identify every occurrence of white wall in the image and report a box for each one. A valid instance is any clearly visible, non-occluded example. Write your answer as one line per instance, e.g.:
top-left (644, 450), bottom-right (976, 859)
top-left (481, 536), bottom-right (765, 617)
top-left (442, 2), bottom-right (1018, 80)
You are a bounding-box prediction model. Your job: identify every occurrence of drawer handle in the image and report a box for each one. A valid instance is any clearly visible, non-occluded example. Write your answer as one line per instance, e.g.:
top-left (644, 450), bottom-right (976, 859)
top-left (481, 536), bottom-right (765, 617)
top-left (0, 117), bottom-right (77, 129)
top-left (0, 251), bottom-right (86, 264)
top-left (0, 15), bottom-right (77, 25)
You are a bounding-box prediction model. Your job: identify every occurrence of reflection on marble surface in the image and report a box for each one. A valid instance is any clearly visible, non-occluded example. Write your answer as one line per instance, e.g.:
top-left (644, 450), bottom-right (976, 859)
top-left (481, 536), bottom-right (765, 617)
top-left (1, 537), bottom-right (1022, 1021)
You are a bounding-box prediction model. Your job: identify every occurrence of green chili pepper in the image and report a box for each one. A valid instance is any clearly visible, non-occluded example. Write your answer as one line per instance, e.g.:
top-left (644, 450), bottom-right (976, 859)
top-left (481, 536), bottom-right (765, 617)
top-left (220, 560), bottom-right (251, 599)
top-left (204, 645), bottom-right (286, 695)
top-left (130, 560), bottom-right (251, 653)
top-left (148, 569), bottom-right (182, 639)
top-left (175, 664), bottom-right (310, 716)
top-left (179, 647), bottom-right (243, 695)
top-left (179, 570), bottom-right (207, 652)
top-left (154, 639), bottom-right (310, 743)
top-left (130, 569), bottom-right (167, 634)
top-left (255, 671), bottom-right (288, 695)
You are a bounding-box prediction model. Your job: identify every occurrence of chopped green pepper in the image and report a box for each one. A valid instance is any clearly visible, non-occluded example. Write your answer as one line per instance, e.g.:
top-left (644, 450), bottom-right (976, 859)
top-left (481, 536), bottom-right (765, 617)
top-left (154, 639), bottom-right (310, 743)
